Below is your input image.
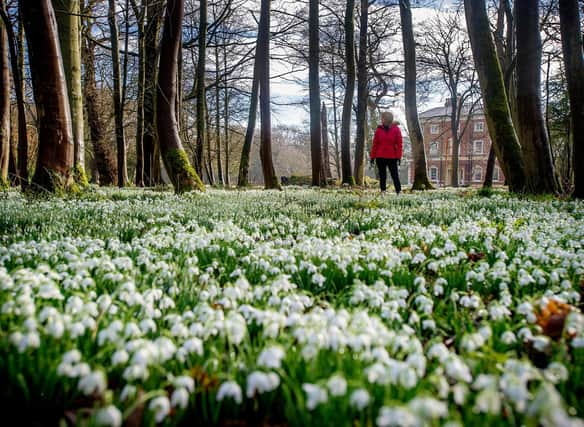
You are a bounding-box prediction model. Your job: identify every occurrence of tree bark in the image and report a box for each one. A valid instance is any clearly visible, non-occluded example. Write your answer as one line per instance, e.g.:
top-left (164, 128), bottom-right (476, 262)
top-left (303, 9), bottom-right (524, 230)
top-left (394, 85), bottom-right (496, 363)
top-left (195, 0), bottom-right (207, 177)
top-left (340, 0), bottom-right (355, 185)
top-left (321, 102), bottom-right (332, 179)
top-left (464, 0), bottom-right (526, 193)
top-left (21, 0), bottom-right (74, 192)
top-left (108, 0), bottom-right (127, 187)
top-left (82, 16), bottom-right (117, 186)
top-left (53, 0), bottom-right (85, 176)
top-left (0, 3), bottom-right (28, 189)
top-left (132, 1), bottom-right (145, 187)
top-left (0, 14), bottom-right (8, 185)
top-left (558, 0), bottom-right (584, 198)
top-left (515, 0), bottom-right (557, 194)
top-left (214, 38), bottom-right (224, 186)
top-left (353, 0), bottom-right (368, 186)
top-left (156, 0), bottom-right (204, 193)
top-left (257, 0), bottom-right (279, 189)
top-left (400, 0), bottom-right (431, 190)
top-left (223, 43), bottom-right (230, 186)
top-left (237, 58), bottom-right (259, 187)
top-left (309, 0), bottom-right (323, 187)
top-left (143, 0), bottom-right (163, 186)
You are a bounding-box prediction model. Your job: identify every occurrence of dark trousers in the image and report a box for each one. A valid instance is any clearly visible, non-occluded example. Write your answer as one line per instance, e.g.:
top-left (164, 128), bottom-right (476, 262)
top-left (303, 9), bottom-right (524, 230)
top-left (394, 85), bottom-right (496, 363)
top-left (376, 158), bottom-right (401, 193)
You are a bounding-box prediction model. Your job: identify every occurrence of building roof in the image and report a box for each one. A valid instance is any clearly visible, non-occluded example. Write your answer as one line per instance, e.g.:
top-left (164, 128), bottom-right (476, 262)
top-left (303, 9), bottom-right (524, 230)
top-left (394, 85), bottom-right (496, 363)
top-left (419, 104), bottom-right (484, 119)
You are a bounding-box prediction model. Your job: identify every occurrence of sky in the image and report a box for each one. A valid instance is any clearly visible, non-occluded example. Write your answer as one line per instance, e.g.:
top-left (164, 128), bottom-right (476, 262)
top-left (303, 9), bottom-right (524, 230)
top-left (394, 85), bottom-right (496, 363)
top-left (269, 5), bottom-right (455, 129)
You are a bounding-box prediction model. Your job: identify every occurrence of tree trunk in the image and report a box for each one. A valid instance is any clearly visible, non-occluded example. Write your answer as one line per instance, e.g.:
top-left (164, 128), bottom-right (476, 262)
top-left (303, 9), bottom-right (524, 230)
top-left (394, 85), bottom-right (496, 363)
top-left (143, 0), bottom-right (163, 186)
top-left (331, 54), bottom-right (341, 179)
top-left (483, 144), bottom-right (496, 188)
top-left (340, 0), bottom-right (355, 185)
top-left (108, 0), bottom-right (127, 187)
top-left (21, 0), bottom-right (74, 192)
top-left (400, 0), bottom-right (431, 190)
top-left (223, 44), bottom-right (230, 186)
top-left (195, 0), bottom-right (207, 177)
top-left (321, 102), bottom-right (332, 179)
top-left (156, 0), bottom-right (204, 193)
top-left (450, 98), bottom-right (460, 188)
top-left (309, 0), bottom-right (323, 187)
top-left (53, 0), bottom-right (85, 177)
top-left (256, 0), bottom-right (279, 189)
top-left (464, 0), bottom-right (526, 193)
top-left (353, 0), bottom-right (368, 186)
top-left (558, 0), bottom-right (584, 198)
top-left (515, 0), bottom-right (556, 194)
top-left (0, 3), bottom-right (28, 189)
top-left (0, 14), bottom-right (8, 185)
top-left (82, 32), bottom-right (117, 186)
top-left (237, 59), bottom-right (259, 187)
top-left (214, 40), bottom-right (224, 186)
top-left (133, 2), bottom-right (145, 187)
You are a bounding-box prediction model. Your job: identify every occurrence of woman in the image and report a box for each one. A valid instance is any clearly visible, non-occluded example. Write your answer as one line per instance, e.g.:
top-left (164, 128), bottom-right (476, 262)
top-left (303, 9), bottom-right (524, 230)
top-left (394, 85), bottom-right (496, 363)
top-left (370, 112), bottom-right (403, 194)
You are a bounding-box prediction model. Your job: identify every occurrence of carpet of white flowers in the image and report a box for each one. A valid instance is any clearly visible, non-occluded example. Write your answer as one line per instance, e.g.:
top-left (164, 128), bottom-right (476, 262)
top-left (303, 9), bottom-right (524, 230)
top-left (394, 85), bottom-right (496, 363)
top-left (1, 188), bottom-right (583, 426)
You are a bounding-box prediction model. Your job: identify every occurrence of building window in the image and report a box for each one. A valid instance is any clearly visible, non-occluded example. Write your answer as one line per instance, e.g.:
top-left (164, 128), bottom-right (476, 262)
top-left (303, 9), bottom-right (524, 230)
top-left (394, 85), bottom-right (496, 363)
top-left (429, 141), bottom-right (439, 156)
top-left (473, 140), bottom-right (484, 154)
top-left (493, 167), bottom-right (500, 182)
top-left (473, 165), bottom-right (483, 182)
top-left (430, 124), bottom-right (439, 134)
top-left (429, 166), bottom-right (438, 181)
top-left (474, 121), bottom-right (484, 132)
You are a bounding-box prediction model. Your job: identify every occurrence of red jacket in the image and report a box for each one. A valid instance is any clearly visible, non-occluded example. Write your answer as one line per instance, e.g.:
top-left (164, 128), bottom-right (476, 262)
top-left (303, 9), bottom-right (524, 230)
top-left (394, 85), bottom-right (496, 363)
top-left (370, 124), bottom-right (403, 160)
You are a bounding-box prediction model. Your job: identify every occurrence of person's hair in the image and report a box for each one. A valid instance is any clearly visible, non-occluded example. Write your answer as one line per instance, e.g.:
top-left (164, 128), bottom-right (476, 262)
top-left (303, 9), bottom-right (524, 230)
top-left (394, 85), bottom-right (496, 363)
top-left (381, 112), bottom-right (394, 123)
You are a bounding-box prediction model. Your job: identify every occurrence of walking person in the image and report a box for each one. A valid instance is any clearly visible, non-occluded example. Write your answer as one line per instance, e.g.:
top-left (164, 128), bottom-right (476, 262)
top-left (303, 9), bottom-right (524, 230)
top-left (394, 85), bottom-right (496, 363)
top-left (370, 112), bottom-right (403, 194)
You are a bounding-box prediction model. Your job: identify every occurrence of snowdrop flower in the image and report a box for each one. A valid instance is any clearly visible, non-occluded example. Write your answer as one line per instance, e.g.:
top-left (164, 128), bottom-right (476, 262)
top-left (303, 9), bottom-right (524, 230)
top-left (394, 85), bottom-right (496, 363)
top-left (171, 388), bottom-right (190, 409)
top-left (302, 383), bottom-right (328, 410)
top-left (246, 371), bottom-right (280, 397)
top-left (257, 346), bottom-right (285, 369)
top-left (473, 387), bottom-right (501, 415)
top-left (112, 349), bottom-right (129, 366)
top-left (408, 397), bottom-right (448, 419)
top-left (544, 362), bottom-right (569, 384)
top-left (532, 335), bottom-right (551, 352)
top-left (217, 380), bottom-right (243, 404)
top-left (376, 406), bottom-right (418, 427)
top-left (78, 371), bottom-right (107, 396)
top-left (149, 396), bottom-right (171, 423)
top-left (173, 376), bottom-right (195, 392)
top-left (326, 374), bottom-right (347, 396)
top-left (501, 331), bottom-right (517, 345)
top-left (349, 388), bottom-right (370, 410)
top-left (120, 384), bottom-right (137, 401)
top-left (95, 405), bottom-right (122, 427)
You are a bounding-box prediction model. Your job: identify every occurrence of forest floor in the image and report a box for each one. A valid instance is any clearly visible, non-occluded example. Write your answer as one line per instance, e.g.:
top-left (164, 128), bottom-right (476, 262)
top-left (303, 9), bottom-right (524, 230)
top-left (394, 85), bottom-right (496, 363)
top-left (0, 188), bottom-right (583, 426)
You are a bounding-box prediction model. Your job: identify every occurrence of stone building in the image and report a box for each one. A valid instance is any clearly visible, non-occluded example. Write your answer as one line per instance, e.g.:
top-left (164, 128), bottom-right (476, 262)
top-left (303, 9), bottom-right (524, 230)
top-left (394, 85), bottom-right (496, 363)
top-left (406, 100), bottom-right (505, 187)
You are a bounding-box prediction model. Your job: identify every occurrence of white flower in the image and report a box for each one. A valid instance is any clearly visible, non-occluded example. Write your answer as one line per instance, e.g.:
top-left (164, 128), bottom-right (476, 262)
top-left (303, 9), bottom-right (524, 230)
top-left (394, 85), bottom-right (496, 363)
top-left (302, 383), bottom-right (328, 410)
top-left (173, 375), bottom-right (195, 392)
top-left (544, 362), bottom-right (569, 384)
top-left (407, 397), bottom-right (448, 419)
top-left (95, 405), bottom-right (122, 427)
top-left (149, 396), bottom-right (171, 423)
top-left (326, 374), bottom-right (347, 396)
top-left (473, 387), bottom-right (501, 415)
top-left (217, 380), bottom-right (243, 404)
top-left (62, 349), bottom-right (82, 365)
top-left (349, 389), bottom-right (370, 410)
top-left (120, 384), bottom-right (137, 401)
top-left (78, 371), bottom-right (107, 396)
top-left (377, 406), bottom-right (418, 427)
top-left (246, 371), bottom-right (280, 397)
top-left (171, 388), bottom-right (190, 409)
top-left (501, 331), bottom-right (517, 345)
top-left (112, 349), bottom-right (129, 366)
top-left (257, 346), bottom-right (285, 369)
